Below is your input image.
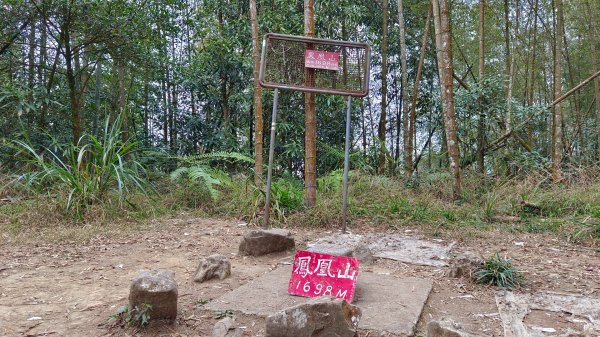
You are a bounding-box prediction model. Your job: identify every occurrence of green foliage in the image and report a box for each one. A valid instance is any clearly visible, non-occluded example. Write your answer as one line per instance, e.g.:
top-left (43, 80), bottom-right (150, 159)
top-left (170, 166), bottom-right (228, 202)
top-left (271, 177), bottom-right (305, 212)
top-left (474, 254), bottom-right (525, 288)
top-left (483, 193), bottom-right (498, 221)
top-left (110, 303), bottom-right (152, 328)
top-left (174, 151), bottom-right (254, 166)
top-left (11, 114), bottom-right (153, 218)
top-left (169, 151), bottom-right (253, 205)
top-left (214, 309), bottom-right (233, 320)
top-left (317, 169), bottom-right (344, 193)
top-left (193, 298), bottom-right (211, 306)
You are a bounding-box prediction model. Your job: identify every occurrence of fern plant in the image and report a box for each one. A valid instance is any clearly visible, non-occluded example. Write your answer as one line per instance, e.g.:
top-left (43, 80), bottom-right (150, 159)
top-left (169, 151), bottom-right (253, 202)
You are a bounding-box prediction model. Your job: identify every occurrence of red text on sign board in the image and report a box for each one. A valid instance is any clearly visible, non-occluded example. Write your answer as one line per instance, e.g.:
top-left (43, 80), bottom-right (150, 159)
top-left (287, 250), bottom-right (359, 302)
top-left (305, 50), bottom-right (340, 71)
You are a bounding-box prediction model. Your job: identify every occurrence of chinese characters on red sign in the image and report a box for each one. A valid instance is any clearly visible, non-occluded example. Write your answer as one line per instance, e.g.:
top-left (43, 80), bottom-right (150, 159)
top-left (287, 250), bottom-right (359, 302)
top-left (305, 50), bottom-right (340, 71)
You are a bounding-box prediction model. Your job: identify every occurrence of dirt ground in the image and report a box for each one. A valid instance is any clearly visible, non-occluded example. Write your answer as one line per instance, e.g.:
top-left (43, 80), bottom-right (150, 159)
top-left (0, 217), bottom-right (599, 337)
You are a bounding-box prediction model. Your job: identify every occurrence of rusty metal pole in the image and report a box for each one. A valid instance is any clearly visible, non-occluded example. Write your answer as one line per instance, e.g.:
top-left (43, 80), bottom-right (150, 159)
top-left (264, 88), bottom-right (279, 228)
top-left (341, 95), bottom-right (352, 233)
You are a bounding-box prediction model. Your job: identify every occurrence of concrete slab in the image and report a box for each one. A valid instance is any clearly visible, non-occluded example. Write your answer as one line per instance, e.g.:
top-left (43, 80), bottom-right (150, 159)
top-left (205, 265), bottom-right (432, 336)
top-left (496, 291), bottom-right (600, 337)
top-left (368, 235), bottom-right (455, 267)
top-left (306, 233), bottom-right (455, 267)
top-left (306, 233), bottom-right (363, 256)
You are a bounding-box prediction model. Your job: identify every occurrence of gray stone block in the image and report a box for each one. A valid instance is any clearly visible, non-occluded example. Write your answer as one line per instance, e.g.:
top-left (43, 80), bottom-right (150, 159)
top-left (129, 269), bottom-right (178, 320)
top-left (266, 296), bottom-right (361, 337)
top-left (238, 229), bottom-right (295, 256)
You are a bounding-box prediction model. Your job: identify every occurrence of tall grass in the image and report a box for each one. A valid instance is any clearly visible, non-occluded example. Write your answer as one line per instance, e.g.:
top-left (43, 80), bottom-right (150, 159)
top-left (11, 114), bottom-right (153, 218)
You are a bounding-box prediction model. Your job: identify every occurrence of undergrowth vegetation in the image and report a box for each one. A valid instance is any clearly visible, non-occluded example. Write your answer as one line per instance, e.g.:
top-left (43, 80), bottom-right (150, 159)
top-left (474, 254), bottom-right (525, 289)
top-left (8, 114), bottom-right (154, 218)
top-left (2, 140), bottom-right (600, 245)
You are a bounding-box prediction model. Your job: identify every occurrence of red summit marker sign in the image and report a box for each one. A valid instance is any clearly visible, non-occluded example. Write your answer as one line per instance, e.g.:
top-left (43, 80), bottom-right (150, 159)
top-left (304, 50), bottom-right (340, 71)
top-left (288, 250), bottom-right (359, 302)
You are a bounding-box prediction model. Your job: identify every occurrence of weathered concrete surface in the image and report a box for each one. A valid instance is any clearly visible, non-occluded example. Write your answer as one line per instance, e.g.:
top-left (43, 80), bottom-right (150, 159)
top-left (368, 235), bottom-right (455, 267)
top-left (496, 291), bottom-right (600, 337)
top-left (306, 233), bottom-right (363, 257)
top-left (306, 233), bottom-right (455, 267)
top-left (206, 265), bottom-right (432, 336)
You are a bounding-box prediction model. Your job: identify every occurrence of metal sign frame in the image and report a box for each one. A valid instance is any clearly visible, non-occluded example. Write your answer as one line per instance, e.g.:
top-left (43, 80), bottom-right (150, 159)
top-left (259, 33), bottom-right (371, 233)
top-left (259, 33), bottom-right (371, 97)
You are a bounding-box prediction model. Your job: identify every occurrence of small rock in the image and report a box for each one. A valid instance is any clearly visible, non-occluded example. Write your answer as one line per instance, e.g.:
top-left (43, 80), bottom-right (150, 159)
top-left (427, 319), bottom-right (476, 337)
top-left (238, 229), bottom-right (295, 256)
top-left (194, 254), bottom-right (231, 283)
top-left (266, 296), bottom-right (361, 337)
top-left (448, 252), bottom-right (484, 278)
top-left (213, 317), bottom-right (243, 337)
top-left (129, 269), bottom-right (178, 320)
top-left (351, 244), bottom-right (374, 265)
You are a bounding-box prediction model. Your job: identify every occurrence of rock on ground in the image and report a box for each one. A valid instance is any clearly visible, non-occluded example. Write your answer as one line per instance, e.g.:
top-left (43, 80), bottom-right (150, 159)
top-left (448, 251), bottom-right (484, 278)
top-left (427, 319), bottom-right (477, 337)
top-left (351, 244), bottom-right (374, 265)
top-left (194, 254), bottom-right (231, 283)
top-left (266, 296), bottom-right (361, 337)
top-left (213, 317), bottom-right (243, 337)
top-left (238, 229), bottom-right (295, 256)
top-left (129, 269), bottom-right (178, 320)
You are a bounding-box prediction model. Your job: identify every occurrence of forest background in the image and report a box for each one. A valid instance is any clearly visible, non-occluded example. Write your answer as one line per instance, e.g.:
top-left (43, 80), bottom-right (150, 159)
top-left (1, 0), bottom-right (600, 243)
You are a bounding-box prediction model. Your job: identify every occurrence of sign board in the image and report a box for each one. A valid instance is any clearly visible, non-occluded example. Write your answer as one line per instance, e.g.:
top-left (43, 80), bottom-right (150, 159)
top-left (305, 50), bottom-right (340, 70)
top-left (288, 250), bottom-right (359, 302)
top-left (259, 33), bottom-right (371, 97)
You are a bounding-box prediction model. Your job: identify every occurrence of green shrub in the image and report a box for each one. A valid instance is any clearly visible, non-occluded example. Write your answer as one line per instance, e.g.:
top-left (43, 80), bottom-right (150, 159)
top-left (474, 254), bottom-right (525, 288)
top-left (271, 177), bottom-right (304, 212)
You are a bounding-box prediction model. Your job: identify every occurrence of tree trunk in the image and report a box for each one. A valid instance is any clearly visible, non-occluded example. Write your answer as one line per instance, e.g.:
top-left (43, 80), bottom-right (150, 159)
top-left (432, 0), bottom-right (461, 200)
top-left (161, 76), bottom-right (168, 145)
top-left (551, 0), bottom-right (564, 181)
top-left (171, 72), bottom-right (178, 151)
top-left (143, 66), bottom-right (149, 142)
top-left (408, 4), bottom-right (432, 175)
top-left (166, 66), bottom-right (173, 148)
top-left (39, 15), bottom-right (47, 129)
top-left (27, 18), bottom-right (36, 125)
top-left (505, 0), bottom-right (520, 133)
top-left (250, 0), bottom-right (264, 185)
top-left (63, 25), bottom-right (83, 144)
top-left (526, 0), bottom-right (539, 148)
top-left (398, 0), bottom-right (410, 175)
top-left (378, 0), bottom-right (389, 174)
top-left (94, 61), bottom-right (101, 136)
top-left (304, 0), bottom-right (317, 207)
top-left (587, 1), bottom-right (600, 158)
top-left (477, 0), bottom-right (486, 173)
top-left (117, 59), bottom-right (127, 142)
